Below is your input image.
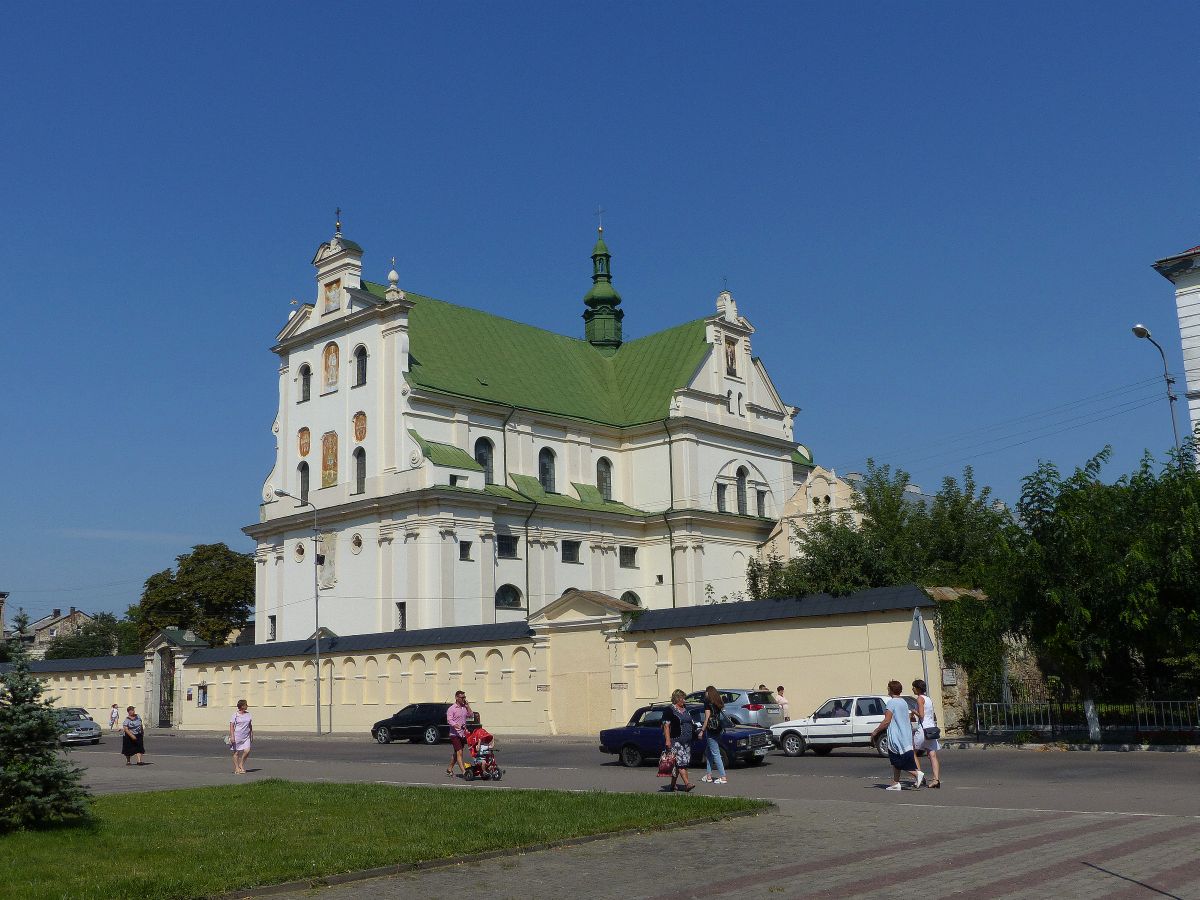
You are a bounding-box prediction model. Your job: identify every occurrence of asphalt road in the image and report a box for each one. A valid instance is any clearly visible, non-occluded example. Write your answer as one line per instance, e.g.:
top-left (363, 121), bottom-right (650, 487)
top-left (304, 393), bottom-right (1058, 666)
top-left (70, 730), bottom-right (1199, 819)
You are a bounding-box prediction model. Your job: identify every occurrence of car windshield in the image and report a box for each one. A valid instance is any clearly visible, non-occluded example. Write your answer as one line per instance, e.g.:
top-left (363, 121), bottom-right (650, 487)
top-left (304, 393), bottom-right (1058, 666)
top-left (748, 691), bottom-right (776, 705)
top-left (57, 711), bottom-right (87, 721)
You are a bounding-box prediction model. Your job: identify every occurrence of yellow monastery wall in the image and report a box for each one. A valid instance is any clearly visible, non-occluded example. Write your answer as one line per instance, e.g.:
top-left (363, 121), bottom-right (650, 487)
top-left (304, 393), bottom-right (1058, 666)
top-left (40, 668), bottom-right (146, 722)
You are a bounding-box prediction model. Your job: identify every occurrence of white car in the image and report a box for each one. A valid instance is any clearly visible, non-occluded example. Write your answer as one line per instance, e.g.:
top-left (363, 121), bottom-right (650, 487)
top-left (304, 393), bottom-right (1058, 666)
top-left (771, 694), bottom-right (917, 757)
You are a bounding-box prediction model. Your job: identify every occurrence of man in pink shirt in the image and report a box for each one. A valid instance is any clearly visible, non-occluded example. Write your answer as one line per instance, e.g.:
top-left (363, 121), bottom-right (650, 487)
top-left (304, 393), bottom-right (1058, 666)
top-left (446, 690), bottom-right (473, 777)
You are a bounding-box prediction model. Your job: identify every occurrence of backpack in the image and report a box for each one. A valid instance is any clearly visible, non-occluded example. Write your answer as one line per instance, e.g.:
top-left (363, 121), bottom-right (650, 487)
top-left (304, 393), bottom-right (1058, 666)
top-left (707, 706), bottom-right (725, 734)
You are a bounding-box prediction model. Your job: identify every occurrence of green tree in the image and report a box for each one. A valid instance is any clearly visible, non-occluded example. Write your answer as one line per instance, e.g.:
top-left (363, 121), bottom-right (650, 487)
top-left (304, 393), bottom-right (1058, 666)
top-left (1008, 447), bottom-right (1200, 702)
top-left (42, 613), bottom-right (143, 660)
top-left (128, 543), bottom-right (254, 647)
top-left (0, 612), bottom-right (91, 832)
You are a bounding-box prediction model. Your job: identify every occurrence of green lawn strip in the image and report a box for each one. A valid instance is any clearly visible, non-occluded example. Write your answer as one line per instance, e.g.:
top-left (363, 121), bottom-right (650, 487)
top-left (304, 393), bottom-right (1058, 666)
top-left (1, 780), bottom-right (770, 900)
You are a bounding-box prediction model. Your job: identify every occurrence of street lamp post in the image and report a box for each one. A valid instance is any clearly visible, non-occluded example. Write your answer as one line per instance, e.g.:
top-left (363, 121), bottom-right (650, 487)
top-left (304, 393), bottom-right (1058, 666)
top-left (1131, 324), bottom-right (1182, 452)
top-left (274, 489), bottom-right (323, 734)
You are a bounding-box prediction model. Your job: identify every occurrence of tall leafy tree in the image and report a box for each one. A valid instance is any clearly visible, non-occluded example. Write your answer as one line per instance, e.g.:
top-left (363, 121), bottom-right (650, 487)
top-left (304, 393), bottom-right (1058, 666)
top-left (0, 613), bottom-right (91, 832)
top-left (129, 543), bottom-right (254, 647)
top-left (1008, 447), bottom-right (1200, 701)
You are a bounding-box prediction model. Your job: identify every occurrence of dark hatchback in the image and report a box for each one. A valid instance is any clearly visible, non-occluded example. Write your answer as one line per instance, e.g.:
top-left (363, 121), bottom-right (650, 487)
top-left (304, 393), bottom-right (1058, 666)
top-left (599, 703), bottom-right (773, 769)
top-left (372, 703), bottom-right (479, 745)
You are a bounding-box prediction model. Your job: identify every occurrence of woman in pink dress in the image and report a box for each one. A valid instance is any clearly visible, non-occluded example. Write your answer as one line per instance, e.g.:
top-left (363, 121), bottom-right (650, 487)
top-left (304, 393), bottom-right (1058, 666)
top-left (229, 699), bottom-right (253, 775)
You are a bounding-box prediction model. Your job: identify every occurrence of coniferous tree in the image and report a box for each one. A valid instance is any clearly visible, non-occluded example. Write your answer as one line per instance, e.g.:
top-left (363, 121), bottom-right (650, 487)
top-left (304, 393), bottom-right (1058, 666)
top-left (0, 612), bottom-right (91, 832)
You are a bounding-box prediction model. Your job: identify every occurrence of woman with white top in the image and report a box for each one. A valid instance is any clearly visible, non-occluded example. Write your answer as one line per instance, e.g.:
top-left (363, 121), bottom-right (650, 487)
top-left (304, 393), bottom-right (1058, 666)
top-left (912, 679), bottom-right (941, 788)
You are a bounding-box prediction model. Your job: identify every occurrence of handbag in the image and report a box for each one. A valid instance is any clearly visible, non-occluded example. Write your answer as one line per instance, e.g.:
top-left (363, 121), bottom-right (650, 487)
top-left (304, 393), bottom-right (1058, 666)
top-left (656, 750), bottom-right (676, 777)
top-left (223, 735), bottom-right (233, 749)
top-left (923, 726), bottom-right (941, 740)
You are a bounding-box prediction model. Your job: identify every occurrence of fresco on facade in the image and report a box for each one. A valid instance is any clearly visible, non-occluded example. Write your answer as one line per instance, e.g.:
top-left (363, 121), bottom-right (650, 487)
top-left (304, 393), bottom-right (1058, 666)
top-left (298, 427), bottom-right (310, 457)
top-left (323, 343), bottom-right (339, 390)
top-left (353, 412), bottom-right (367, 442)
top-left (322, 432), bottom-right (338, 488)
top-left (323, 278), bottom-right (341, 314)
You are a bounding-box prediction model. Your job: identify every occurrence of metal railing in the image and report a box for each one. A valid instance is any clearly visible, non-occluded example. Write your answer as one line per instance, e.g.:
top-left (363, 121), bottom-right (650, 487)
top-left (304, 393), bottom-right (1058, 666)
top-left (975, 699), bottom-right (1200, 740)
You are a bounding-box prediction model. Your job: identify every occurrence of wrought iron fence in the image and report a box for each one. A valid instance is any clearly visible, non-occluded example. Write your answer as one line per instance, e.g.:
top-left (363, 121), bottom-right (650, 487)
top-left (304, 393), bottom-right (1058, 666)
top-left (975, 699), bottom-right (1200, 740)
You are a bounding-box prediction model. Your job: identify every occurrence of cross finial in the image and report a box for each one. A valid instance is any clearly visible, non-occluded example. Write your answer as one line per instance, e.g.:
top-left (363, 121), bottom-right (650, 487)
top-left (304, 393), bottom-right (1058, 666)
top-left (595, 205), bottom-right (605, 233)
top-left (722, 275), bottom-right (728, 291)
top-left (335, 207), bottom-right (342, 236)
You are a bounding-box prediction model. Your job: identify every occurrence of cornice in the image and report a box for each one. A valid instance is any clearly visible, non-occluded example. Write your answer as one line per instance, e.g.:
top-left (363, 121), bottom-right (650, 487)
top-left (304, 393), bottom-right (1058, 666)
top-left (272, 302), bottom-right (406, 356)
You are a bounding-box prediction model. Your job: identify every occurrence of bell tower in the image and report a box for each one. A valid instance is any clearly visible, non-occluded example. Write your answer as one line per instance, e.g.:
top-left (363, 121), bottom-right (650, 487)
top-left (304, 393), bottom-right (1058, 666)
top-left (582, 227), bottom-right (624, 355)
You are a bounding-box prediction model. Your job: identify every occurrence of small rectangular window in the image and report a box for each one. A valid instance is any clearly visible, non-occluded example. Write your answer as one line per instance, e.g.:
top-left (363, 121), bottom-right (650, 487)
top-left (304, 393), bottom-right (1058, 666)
top-left (562, 540), bottom-right (581, 564)
top-left (717, 484), bottom-right (727, 513)
top-left (459, 540), bottom-right (473, 561)
top-left (497, 535), bottom-right (519, 559)
top-left (267, 615), bottom-right (277, 642)
top-left (619, 546), bottom-right (637, 569)
top-left (197, 684), bottom-right (208, 708)
top-left (395, 602), bottom-right (407, 632)
top-left (756, 490), bottom-right (767, 518)
top-left (449, 475), bottom-right (463, 487)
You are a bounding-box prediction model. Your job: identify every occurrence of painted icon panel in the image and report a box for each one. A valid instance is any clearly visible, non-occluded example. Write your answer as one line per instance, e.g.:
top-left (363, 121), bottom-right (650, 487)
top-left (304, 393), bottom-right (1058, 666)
top-left (321, 432), bottom-right (338, 488)
top-left (353, 412), bottom-right (367, 442)
top-left (298, 428), bottom-right (311, 457)
top-left (323, 343), bottom-right (339, 391)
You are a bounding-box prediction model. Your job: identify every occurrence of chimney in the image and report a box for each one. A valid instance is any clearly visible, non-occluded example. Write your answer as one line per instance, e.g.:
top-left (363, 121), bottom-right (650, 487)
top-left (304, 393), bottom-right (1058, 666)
top-left (70, 606), bottom-right (76, 615)
top-left (52, 608), bottom-right (61, 618)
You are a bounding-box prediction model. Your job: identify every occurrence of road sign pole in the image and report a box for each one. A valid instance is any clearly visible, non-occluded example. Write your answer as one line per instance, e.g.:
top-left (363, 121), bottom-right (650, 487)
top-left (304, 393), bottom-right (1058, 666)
top-left (916, 608), bottom-right (930, 689)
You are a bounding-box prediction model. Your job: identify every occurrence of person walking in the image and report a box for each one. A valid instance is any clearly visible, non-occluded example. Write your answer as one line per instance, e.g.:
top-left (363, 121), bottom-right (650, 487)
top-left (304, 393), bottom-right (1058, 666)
top-left (446, 690), bottom-right (473, 777)
top-left (698, 685), bottom-right (728, 785)
top-left (229, 699), bottom-right (253, 775)
top-left (661, 689), bottom-right (695, 792)
top-left (108, 703), bottom-right (120, 731)
top-left (913, 679), bottom-right (941, 788)
top-left (776, 686), bottom-right (789, 720)
top-left (121, 706), bottom-right (145, 766)
top-left (870, 680), bottom-right (923, 791)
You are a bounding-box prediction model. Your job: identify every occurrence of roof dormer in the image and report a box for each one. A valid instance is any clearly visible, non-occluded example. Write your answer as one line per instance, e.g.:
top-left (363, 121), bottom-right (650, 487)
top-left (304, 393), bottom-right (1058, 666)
top-left (311, 210), bottom-right (363, 317)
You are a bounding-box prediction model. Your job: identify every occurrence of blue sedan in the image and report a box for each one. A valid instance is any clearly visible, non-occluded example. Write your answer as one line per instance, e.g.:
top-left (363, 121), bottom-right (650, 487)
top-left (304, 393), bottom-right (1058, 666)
top-left (599, 703), bottom-right (774, 768)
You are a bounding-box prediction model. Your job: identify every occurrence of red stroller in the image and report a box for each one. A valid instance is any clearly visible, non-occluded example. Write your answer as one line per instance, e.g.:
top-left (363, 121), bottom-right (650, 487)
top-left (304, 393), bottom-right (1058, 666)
top-left (462, 727), bottom-right (503, 781)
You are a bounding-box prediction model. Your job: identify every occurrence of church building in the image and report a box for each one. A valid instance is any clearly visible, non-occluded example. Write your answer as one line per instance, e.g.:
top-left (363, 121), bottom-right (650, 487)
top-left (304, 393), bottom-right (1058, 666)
top-left (246, 220), bottom-right (807, 643)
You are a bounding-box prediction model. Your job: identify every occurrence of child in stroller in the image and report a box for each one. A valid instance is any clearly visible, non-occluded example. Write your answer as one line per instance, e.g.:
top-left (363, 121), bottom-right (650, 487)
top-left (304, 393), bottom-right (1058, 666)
top-left (462, 725), bottom-right (503, 781)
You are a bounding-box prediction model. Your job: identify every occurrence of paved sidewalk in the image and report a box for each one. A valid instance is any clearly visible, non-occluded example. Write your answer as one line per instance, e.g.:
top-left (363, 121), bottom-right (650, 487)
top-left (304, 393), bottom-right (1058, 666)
top-left (252, 796), bottom-right (1200, 900)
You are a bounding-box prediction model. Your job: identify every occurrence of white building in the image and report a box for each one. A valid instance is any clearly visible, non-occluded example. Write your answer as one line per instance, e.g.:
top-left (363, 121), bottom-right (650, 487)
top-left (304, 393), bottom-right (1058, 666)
top-left (246, 222), bottom-right (807, 643)
top-left (1153, 243), bottom-right (1200, 441)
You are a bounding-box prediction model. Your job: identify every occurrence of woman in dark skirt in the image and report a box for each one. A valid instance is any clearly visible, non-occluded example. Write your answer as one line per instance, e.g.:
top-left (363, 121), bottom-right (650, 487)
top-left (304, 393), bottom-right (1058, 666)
top-left (121, 705), bottom-right (145, 765)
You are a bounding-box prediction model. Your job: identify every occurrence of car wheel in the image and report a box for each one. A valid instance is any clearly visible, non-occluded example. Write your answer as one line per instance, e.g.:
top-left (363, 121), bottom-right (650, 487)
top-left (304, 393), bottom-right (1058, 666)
top-left (375, 728), bottom-right (392, 744)
top-left (874, 735), bottom-right (890, 758)
top-left (812, 746), bottom-right (833, 756)
top-left (422, 725), bottom-right (441, 745)
top-left (780, 731), bottom-right (807, 757)
top-left (619, 745), bottom-right (644, 768)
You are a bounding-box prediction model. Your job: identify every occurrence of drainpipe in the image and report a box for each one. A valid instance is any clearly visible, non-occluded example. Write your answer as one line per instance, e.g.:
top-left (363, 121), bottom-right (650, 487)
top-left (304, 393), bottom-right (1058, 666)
top-left (499, 405), bottom-right (539, 617)
top-left (661, 419), bottom-right (678, 608)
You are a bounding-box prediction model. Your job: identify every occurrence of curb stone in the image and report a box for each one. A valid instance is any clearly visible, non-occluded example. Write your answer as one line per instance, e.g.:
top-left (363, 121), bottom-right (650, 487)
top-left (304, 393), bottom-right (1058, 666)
top-left (942, 740), bottom-right (1200, 753)
top-left (210, 804), bottom-right (772, 900)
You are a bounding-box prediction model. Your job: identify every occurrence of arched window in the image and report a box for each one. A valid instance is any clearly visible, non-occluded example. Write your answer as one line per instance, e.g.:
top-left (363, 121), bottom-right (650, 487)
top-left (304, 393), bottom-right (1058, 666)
top-left (474, 438), bottom-right (494, 485)
top-left (298, 462), bottom-right (310, 503)
top-left (353, 448), bottom-right (366, 494)
top-left (736, 467), bottom-right (748, 515)
top-left (538, 447), bottom-right (556, 493)
top-left (737, 392), bottom-right (744, 416)
top-left (353, 346), bottom-right (367, 386)
top-left (298, 365), bottom-right (311, 403)
top-left (495, 584), bottom-right (523, 610)
top-left (597, 457), bottom-right (613, 501)
top-left (726, 390), bottom-right (733, 413)
top-left (621, 591), bottom-right (641, 607)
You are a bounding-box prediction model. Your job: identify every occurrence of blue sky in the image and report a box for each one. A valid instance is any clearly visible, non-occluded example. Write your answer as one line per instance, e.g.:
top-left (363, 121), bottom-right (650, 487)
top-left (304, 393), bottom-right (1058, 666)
top-left (4, 3), bottom-right (1197, 622)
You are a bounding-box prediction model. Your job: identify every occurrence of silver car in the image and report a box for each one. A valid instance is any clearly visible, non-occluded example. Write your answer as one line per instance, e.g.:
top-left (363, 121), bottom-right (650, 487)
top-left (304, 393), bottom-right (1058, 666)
top-left (685, 688), bottom-right (786, 729)
top-left (57, 710), bottom-right (101, 745)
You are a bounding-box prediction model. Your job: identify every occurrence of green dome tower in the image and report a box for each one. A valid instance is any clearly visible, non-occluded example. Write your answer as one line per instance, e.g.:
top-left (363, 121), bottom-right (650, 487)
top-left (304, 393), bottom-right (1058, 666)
top-left (582, 226), bottom-right (624, 355)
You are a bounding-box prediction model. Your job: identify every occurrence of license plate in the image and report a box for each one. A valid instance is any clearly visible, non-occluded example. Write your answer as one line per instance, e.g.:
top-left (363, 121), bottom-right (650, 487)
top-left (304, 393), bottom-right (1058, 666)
top-left (754, 747), bottom-right (768, 756)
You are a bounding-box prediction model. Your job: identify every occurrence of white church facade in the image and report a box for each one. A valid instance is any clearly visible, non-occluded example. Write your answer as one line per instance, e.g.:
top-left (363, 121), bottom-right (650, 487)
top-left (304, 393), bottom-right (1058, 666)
top-left (246, 222), bottom-right (808, 644)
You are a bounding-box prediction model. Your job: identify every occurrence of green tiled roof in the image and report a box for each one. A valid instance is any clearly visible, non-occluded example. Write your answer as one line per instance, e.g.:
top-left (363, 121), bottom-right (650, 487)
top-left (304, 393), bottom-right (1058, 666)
top-left (791, 447), bottom-right (813, 466)
top-left (408, 429), bottom-right (484, 471)
top-left (363, 281), bottom-right (709, 426)
top-left (508, 474), bottom-right (648, 516)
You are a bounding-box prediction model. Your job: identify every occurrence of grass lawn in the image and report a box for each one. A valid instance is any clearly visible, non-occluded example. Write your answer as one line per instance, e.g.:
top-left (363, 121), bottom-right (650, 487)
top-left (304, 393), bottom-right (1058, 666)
top-left (1, 780), bottom-right (769, 899)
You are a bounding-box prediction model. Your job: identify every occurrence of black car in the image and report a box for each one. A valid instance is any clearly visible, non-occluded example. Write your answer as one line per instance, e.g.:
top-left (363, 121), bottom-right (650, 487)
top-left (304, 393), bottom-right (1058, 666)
top-left (371, 703), bottom-right (478, 745)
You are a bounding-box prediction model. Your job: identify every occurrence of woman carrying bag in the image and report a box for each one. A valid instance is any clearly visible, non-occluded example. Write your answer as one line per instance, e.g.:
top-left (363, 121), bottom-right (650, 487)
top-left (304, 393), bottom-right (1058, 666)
top-left (913, 679), bottom-right (942, 788)
top-left (699, 685), bottom-right (728, 785)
